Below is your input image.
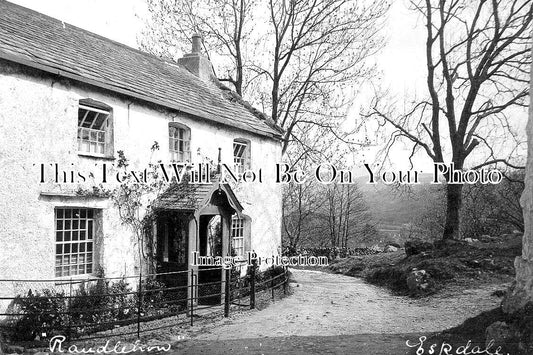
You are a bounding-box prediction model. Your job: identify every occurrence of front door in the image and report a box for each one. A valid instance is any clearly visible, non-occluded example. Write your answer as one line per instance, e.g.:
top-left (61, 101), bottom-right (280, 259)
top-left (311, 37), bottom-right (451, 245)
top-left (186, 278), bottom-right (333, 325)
top-left (156, 211), bottom-right (189, 289)
top-left (197, 214), bottom-right (223, 304)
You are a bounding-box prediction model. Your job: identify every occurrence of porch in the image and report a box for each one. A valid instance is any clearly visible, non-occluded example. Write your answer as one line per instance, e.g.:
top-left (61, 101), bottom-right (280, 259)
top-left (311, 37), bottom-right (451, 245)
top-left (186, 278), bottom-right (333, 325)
top-left (151, 182), bottom-right (244, 305)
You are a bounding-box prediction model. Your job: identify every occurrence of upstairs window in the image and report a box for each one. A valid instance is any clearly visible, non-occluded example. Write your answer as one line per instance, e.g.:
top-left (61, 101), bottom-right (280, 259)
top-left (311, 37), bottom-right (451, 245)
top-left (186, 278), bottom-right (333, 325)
top-left (233, 139), bottom-right (251, 174)
top-left (169, 123), bottom-right (191, 162)
top-left (77, 99), bottom-right (113, 157)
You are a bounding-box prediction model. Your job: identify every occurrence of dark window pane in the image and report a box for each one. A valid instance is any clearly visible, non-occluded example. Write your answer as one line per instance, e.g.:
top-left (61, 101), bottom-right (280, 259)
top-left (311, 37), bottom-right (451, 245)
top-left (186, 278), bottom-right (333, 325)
top-left (56, 220), bottom-right (63, 231)
top-left (64, 244), bottom-right (70, 254)
top-left (56, 244), bottom-right (62, 255)
top-left (56, 209), bottom-right (64, 218)
top-left (56, 232), bottom-right (62, 242)
top-left (87, 243), bottom-right (93, 252)
top-left (65, 209), bottom-right (72, 218)
top-left (72, 243), bottom-right (78, 253)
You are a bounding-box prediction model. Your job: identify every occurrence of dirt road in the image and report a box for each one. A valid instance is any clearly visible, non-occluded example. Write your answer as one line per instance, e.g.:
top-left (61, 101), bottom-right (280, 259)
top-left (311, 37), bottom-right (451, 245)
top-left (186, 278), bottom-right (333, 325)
top-left (172, 269), bottom-right (506, 354)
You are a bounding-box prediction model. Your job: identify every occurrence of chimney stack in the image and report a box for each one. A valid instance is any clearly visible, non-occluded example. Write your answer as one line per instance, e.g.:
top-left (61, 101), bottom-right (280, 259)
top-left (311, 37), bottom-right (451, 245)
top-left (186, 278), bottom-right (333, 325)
top-left (178, 34), bottom-right (216, 83)
top-left (191, 33), bottom-right (202, 54)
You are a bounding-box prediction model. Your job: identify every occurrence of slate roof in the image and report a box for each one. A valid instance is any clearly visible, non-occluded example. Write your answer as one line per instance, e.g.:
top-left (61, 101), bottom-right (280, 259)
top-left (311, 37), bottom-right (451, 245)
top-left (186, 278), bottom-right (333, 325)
top-left (0, 1), bottom-right (281, 139)
top-left (154, 182), bottom-right (243, 213)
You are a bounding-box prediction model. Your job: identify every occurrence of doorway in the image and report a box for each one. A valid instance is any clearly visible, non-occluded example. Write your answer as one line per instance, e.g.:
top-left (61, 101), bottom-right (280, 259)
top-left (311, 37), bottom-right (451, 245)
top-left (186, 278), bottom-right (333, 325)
top-left (155, 211), bottom-right (189, 288)
top-left (197, 214), bottom-right (223, 304)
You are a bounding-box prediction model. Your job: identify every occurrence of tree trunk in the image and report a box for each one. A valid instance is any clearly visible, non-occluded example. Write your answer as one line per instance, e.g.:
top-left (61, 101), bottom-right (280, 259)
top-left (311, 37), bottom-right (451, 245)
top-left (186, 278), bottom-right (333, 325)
top-left (443, 183), bottom-right (464, 240)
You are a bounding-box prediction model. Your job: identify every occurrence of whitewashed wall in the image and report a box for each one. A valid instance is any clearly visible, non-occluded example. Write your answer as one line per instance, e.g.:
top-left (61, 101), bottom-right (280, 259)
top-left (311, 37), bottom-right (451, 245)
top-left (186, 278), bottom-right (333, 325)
top-left (0, 59), bottom-right (282, 285)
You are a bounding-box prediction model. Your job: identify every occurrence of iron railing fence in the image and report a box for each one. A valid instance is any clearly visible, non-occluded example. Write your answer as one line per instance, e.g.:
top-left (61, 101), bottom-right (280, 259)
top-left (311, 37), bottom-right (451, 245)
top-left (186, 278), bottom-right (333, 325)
top-left (0, 262), bottom-right (289, 343)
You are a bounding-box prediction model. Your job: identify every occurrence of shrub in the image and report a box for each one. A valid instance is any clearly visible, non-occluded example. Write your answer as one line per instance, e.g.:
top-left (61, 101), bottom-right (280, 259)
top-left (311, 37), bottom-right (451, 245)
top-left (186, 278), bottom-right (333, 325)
top-left (138, 278), bottom-right (166, 312)
top-left (69, 278), bottom-right (110, 333)
top-left (108, 279), bottom-right (134, 320)
top-left (9, 289), bottom-right (67, 341)
top-left (364, 267), bottom-right (408, 292)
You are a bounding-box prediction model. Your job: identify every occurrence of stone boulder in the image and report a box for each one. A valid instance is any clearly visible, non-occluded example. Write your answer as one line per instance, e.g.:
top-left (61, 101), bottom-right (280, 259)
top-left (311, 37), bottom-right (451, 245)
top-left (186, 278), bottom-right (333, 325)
top-left (485, 321), bottom-right (519, 350)
top-left (404, 240), bottom-right (433, 257)
top-left (406, 269), bottom-right (431, 293)
top-left (384, 245), bottom-right (399, 253)
top-left (369, 244), bottom-right (383, 253)
top-left (386, 242), bottom-right (401, 249)
top-left (479, 235), bottom-right (497, 243)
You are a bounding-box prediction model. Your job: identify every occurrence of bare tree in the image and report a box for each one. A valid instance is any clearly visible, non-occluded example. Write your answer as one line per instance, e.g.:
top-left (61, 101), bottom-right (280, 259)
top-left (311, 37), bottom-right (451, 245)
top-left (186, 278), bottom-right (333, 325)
top-left (264, 0), bottom-right (387, 155)
top-left (316, 183), bottom-right (373, 249)
top-left (283, 172), bottom-right (374, 252)
top-left (141, 0), bottom-right (252, 95)
top-left (140, 0), bottom-right (388, 159)
top-left (282, 179), bottom-right (318, 253)
top-left (365, 0), bottom-right (532, 240)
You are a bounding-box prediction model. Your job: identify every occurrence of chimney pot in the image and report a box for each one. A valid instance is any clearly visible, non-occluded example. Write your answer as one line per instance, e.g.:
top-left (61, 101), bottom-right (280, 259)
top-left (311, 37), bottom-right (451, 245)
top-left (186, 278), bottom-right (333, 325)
top-left (191, 34), bottom-right (202, 54)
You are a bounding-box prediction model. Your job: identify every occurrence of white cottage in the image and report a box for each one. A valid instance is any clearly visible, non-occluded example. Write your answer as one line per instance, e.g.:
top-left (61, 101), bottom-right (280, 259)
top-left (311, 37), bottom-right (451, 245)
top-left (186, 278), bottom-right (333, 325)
top-left (0, 0), bottom-right (283, 302)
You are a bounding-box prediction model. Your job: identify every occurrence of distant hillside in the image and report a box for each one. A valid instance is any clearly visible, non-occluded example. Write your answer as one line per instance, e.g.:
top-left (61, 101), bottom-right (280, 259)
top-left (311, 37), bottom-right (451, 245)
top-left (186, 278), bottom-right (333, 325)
top-left (356, 174), bottom-right (442, 241)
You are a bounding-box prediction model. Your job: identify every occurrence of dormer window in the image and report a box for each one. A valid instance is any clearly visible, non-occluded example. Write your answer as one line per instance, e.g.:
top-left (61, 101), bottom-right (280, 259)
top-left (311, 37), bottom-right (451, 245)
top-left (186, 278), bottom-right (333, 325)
top-left (77, 99), bottom-right (113, 157)
top-left (169, 123), bottom-right (191, 162)
top-left (233, 139), bottom-right (251, 174)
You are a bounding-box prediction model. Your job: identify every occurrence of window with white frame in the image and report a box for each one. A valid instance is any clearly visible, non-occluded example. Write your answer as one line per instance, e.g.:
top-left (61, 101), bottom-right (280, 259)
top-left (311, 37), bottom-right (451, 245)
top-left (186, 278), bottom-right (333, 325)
top-left (233, 139), bottom-right (251, 174)
top-left (169, 123), bottom-right (191, 162)
top-left (77, 99), bottom-right (113, 156)
top-left (55, 208), bottom-right (95, 277)
top-left (231, 215), bottom-right (245, 258)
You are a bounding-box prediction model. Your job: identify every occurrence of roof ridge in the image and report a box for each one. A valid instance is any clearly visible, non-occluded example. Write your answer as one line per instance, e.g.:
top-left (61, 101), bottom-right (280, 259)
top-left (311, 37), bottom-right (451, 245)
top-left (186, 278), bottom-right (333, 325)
top-left (215, 81), bottom-right (284, 133)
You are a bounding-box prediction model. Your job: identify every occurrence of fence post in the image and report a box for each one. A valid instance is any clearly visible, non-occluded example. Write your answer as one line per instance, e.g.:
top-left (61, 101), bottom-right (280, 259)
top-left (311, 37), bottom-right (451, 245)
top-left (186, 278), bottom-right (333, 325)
top-left (283, 266), bottom-right (288, 295)
top-left (190, 269), bottom-right (194, 326)
top-left (250, 259), bottom-right (256, 309)
top-left (137, 272), bottom-right (142, 339)
top-left (224, 268), bottom-right (230, 317)
top-left (271, 270), bottom-right (275, 300)
top-left (237, 265), bottom-right (242, 306)
top-left (66, 278), bottom-right (72, 341)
